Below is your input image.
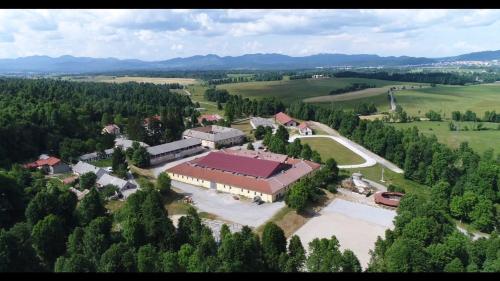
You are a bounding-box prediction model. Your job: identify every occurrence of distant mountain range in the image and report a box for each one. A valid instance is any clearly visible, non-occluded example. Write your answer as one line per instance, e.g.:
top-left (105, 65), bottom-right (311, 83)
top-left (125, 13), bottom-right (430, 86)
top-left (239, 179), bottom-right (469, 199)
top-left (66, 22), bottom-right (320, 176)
top-left (1, 50), bottom-right (500, 74)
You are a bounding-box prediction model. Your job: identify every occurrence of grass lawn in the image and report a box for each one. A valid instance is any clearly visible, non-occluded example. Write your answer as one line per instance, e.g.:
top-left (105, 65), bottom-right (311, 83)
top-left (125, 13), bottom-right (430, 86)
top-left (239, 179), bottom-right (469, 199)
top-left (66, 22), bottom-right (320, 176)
top-left (90, 158), bottom-right (112, 168)
top-left (105, 200), bottom-right (125, 213)
top-left (217, 78), bottom-right (415, 104)
top-left (187, 84), bottom-right (225, 115)
top-left (300, 137), bottom-right (365, 165)
top-left (391, 121), bottom-right (500, 155)
top-left (394, 84), bottom-right (500, 118)
top-left (341, 164), bottom-right (430, 199)
top-left (231, 118), bottom-right (254, 139)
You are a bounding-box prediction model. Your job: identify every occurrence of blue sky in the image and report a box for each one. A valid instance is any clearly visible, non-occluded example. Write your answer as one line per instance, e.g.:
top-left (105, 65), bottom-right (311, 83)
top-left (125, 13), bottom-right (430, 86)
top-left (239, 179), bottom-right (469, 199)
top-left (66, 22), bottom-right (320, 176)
top-left (0, 9), bottom-right (500, 60)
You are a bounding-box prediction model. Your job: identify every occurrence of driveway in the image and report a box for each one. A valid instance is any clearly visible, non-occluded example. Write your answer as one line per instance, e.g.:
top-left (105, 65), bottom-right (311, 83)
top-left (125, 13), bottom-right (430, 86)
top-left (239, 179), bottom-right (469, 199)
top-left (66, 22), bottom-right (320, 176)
top-left (289, 134), bottom-right (377, 169)
top-left (171, 180), bottom-right (285, 228)
top-left (292, 198), bottom-right (396, 270)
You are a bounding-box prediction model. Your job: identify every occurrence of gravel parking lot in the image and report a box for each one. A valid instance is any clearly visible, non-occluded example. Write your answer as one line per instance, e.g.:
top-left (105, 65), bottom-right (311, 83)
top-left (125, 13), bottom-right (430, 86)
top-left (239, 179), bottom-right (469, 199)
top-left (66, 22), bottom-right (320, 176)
top-left (171, 180), bottom-right (285, 228)
top-left (292, 198), bottom-right (396, 269)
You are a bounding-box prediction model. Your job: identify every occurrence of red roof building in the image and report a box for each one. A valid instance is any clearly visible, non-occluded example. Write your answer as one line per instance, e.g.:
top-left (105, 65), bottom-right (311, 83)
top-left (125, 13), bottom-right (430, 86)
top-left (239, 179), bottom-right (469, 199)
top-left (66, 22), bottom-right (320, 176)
top-left (166, 149), bottom-right (320, 202)
top-left (24, 156), bottom-right (71, 174)
top-left (298, 122), bottom-right (313, 135)
top-left (198, 114), bottom-right (223, 124)
top-left (24, 157), bottom-right (61, 169)
top-left (275, 112), bottom-right (297, 127)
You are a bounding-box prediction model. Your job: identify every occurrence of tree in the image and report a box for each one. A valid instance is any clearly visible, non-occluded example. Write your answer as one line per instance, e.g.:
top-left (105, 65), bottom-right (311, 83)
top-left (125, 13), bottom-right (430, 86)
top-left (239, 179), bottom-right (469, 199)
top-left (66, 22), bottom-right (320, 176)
top-left (247, 142), bottom-right (255, 150)
top-left (254, 125), bottom-right (267, 140)
top-left (100, 112), bottom-right (112, 127)
top-left (274, 125), bottom-right (289, 143)
top-left (443, 257), bottom-right (464, 272)
top-left (0, 172), bottom-right (25, 229)
top-left (285, 181), bottom-right (309, 212)
top-left (137, 244), bottom-right (160, 272)
top-left (286, 138), bottom-right (303, 158)
top-left (132, 146), bottom-right (151, 168)
top-left (341, 249), bottom-right (362, 272)
top-left (76, 188), bottom-right (106, 226)
top-left (0, 222), bottom-right (41, 272)
top-left (111, 146), bottom-right (126, 172)
top-left (261, 222), bottom-right (286, 271)
top-left (156, 172), bottom-right (172, 196)
top-left (98, 242), bottom-right (136, 272)
top-left (311, 150), bottom-right (322, 163)
top-left (31, 214), bottom-right (67, 268)
top-left (79, 172), bottom-right (97, 190)
top-left (284, 235), bottom-right (306, 272)
top-left (469, 197), bottom-right (495, 232)
top-left (384, 238), bottom-right (429, 272)
top-left (161, 251), bottom-right (179, 272)
top-left (269, 137), bottom-right (286, 154)
top-left (141, 190), bottom-right (176, 251)
top-left (54, 254), bottom-right (93, 272)
top-left (306, 236), bottom-right (344, 272)
top-left (300, 144), bottom-right (312, 160)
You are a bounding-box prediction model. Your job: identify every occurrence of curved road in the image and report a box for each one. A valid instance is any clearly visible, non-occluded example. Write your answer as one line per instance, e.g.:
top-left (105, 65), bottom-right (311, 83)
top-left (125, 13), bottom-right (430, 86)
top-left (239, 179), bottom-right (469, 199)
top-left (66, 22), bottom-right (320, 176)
top-left (289, 134), bottom-right (377, 169)
top-left (308, 121), bottom-right (404, 174)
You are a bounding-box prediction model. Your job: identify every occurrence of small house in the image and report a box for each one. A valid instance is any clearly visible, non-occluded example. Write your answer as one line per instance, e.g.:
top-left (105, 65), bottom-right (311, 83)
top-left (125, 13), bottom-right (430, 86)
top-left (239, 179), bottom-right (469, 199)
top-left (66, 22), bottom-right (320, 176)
top-left (274, 112), bottom-right (297, 127)
top-left (298, 122), bottom-right (313, 135)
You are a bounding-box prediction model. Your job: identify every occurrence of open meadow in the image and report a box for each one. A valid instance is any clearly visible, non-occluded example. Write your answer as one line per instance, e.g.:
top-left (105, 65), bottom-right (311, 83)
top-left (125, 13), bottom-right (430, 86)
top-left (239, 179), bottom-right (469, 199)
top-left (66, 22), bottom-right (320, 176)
top-left (217, 77), bottom-right (415, 104)
top-left (300, 137), bottom-right (365, 165)
top-left (391, 121), bottom-right (500, 155)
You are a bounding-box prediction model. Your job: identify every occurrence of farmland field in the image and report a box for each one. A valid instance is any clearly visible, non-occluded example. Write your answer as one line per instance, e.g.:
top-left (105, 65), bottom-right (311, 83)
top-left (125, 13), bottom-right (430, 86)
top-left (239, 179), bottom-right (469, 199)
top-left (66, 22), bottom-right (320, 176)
top-left (391, 121), bottom-right (500, 155)
top-left (311, 83), bottom-right (500, 116)
top-left (217, 77), bottom-right (417, 104)
top-left (300, 137), bottom-right (365, 165)
top-left (62, 75), bottom-right (199, 85)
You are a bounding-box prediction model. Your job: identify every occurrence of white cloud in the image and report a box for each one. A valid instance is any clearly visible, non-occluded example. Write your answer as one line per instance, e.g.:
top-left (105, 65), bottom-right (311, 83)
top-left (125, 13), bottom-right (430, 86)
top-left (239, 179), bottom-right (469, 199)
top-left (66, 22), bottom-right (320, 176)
top-left (0, 9), bottom-right (498, 60)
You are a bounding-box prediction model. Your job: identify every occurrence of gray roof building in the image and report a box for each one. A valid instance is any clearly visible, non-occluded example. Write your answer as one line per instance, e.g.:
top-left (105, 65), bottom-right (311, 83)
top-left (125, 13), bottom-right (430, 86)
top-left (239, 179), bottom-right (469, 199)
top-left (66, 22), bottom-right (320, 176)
top-left (115, 137), bottom-right (149, 150)
top-left (147, 138), bottom-right (201, 156)
top-left (96, 173), bottom-right (135, 191)
top-left (79, 148), bottom-right (114, 162)
top-left (72, 161), bottom-right (107, 178)
top-left (250, 117), bottom-right (277, 130)
top-left (182, 125), bottom-right (245, 142)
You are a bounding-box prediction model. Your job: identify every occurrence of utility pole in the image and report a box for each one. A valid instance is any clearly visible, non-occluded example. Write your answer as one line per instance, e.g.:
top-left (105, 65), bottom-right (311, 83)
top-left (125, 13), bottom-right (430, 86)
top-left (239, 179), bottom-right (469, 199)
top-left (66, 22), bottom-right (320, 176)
top-left (380, 167), bottom-right (385, 183)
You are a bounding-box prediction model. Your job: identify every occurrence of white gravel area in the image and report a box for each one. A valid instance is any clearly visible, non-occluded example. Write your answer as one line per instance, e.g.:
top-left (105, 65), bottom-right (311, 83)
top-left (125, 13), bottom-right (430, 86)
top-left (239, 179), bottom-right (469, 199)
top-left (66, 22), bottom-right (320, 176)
top-left (171, 180), bottom-right (285, 228)
top-left (292, 198), bottom-right (396, 270)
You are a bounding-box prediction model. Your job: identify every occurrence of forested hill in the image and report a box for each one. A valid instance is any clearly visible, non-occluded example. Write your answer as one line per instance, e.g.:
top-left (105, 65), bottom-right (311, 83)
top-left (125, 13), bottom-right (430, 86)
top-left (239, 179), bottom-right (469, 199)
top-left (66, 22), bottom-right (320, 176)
top-left (0, 78), bottom-right (193, 167)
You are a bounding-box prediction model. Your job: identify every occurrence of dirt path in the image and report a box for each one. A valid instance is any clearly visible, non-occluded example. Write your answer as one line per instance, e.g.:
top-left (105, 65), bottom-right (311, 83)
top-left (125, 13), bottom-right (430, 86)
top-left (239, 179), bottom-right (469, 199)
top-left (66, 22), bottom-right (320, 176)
top-left (309, 121), bottom-right (404, 174)
top-left (389, 91), bottom-right (396, 111)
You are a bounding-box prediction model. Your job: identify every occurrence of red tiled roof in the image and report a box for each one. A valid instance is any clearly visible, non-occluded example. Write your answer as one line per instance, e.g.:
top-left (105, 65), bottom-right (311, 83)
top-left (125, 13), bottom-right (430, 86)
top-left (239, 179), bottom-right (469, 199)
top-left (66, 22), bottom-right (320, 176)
top-left (195, 151), bottom-right (286, 178)
top-left (166, 150), bottom-right (321, 195)
top-left (298, 122), bottom-right (310, 129)
top-left (198, 114), bottom-right (222, 122)
top-left (24, 156), bottom-right (61, 168)
top-left (275, 112), bottom-right (294, 125)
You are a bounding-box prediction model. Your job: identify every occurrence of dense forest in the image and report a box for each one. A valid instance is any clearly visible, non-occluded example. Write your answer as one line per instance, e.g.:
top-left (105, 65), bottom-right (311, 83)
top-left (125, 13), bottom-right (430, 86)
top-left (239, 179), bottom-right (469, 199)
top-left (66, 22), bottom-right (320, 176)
top-left (287, 101), bottom-right (499, 233)
top-left (329, 83), bottom-right (376, 95)
top-left (223, 95), bottom-right (286, 122)
top-left (0, 78), bottom-right (193, 167)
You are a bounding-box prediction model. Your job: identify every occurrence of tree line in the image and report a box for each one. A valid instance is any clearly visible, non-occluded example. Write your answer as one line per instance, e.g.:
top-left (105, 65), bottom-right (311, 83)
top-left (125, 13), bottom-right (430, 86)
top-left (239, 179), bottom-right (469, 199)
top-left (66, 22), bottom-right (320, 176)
top-left (333, 71), bottom-right (485, 85)
top-left (329, 83), bottom-right (376, 95)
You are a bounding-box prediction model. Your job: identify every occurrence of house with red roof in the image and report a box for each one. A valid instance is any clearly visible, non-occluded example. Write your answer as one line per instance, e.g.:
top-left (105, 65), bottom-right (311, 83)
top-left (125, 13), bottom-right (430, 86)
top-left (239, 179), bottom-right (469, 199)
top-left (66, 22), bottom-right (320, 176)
top-left (198, 114), bottom-right (223, 124)
top-left (24, 155), bottom-right (71, 174)
top-left (298, 122), bottom-right (313, 135)
top-left (274, 112), bottom-right (297, 127)
top-left (102, 124), bottom-right (120, 135)
top-left (166, 149), bottom-right (320, 203)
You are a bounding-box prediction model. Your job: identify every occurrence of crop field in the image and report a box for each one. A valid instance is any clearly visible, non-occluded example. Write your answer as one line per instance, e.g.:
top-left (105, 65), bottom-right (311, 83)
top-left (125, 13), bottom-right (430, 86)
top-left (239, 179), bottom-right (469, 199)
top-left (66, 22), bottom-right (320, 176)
top-left (393, 84), bottom-right (500, 118)
top-left (63, 75), bottom-right (199, 85)
top-left (300, 137), bottom-right (365, 165)
top-left (391, 121), bottom-right (500, 155)
top-left (217, 77), bottom-right (414, 104)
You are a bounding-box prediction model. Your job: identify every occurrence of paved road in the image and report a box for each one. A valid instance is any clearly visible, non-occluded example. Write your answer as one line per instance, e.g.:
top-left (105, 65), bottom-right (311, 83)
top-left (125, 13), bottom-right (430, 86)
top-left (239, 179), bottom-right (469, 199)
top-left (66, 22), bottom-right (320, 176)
top-left (310, 121), bottom-right (404, 174)
top-left (289, 134), bottom-right (377, 169)
top-left (183, 89), bottom-right (192, 96)
top-left (171, 180), bottom-right (285, 228)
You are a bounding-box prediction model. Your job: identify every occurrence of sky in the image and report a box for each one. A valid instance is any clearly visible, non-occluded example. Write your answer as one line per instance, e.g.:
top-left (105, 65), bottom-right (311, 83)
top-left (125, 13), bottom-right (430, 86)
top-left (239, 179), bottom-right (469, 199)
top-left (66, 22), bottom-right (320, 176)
top-left (0, 9), bottom-right (500, 60)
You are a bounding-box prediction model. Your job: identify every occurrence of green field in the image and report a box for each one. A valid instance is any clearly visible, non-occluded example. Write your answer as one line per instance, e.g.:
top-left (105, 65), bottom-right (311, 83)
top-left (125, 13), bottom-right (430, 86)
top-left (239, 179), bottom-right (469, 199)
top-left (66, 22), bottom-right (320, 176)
top-left (391, 121), bottom-right (500, 155)
top-left (310, 83), bottom-right (500, 116)
top-left (300, 137), bottom-right (365, 165)
top-left (217, 78), bottom-right (413, 104)
top-left (186, 84), bottom-right (224, 115)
